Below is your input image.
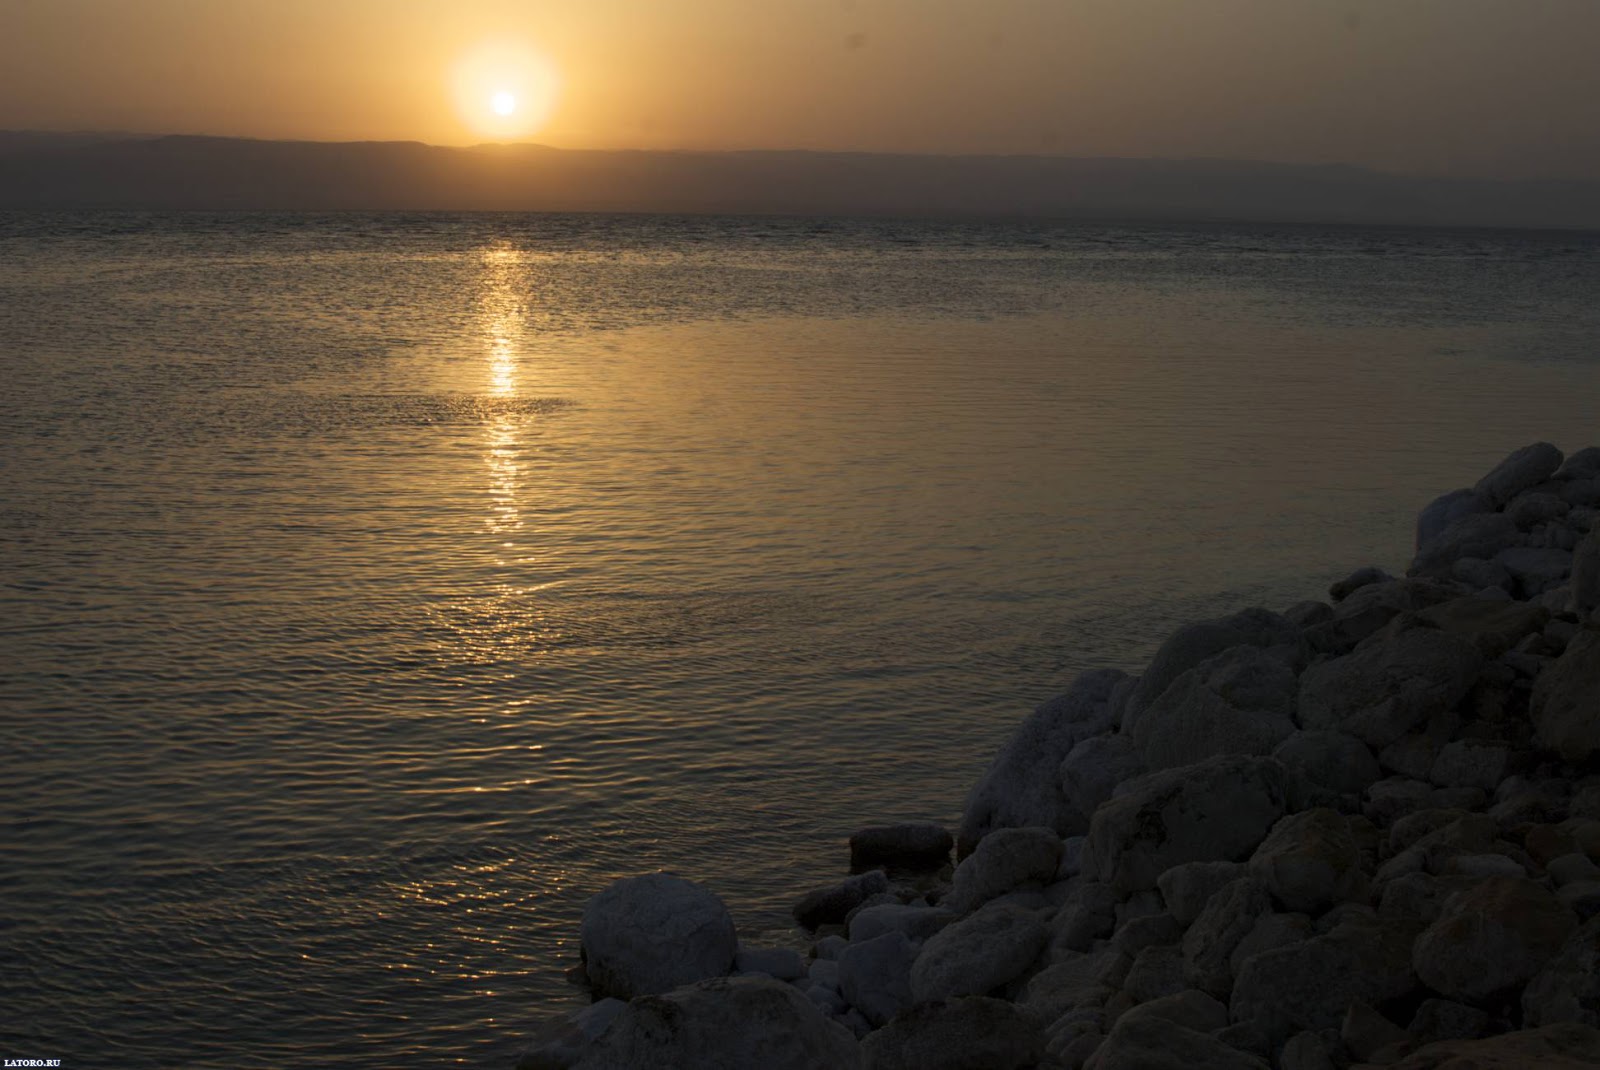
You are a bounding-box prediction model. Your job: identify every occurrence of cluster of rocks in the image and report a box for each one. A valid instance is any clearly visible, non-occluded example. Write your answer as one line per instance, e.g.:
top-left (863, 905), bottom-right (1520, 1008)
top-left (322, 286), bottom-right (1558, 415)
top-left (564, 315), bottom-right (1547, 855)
top-left (517, 442), bottom-right (1600, 1069)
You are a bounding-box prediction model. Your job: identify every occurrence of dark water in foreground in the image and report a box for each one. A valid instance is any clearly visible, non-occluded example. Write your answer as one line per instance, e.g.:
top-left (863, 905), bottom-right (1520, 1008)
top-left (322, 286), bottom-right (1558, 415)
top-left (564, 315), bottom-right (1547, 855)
top-left (2, 213), bottom-right (1598, 1067)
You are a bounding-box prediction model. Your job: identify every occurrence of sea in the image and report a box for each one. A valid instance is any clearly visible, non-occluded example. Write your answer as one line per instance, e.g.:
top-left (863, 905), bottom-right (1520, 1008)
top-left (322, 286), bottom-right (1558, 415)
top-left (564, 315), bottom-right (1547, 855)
top-left (2, 212), bottom-right (1598, 1067)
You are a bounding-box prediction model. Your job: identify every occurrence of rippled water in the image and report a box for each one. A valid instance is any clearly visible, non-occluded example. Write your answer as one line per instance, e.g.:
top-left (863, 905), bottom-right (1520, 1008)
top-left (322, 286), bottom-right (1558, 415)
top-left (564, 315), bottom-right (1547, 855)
top-left (2, 213), bottom-right (1598, 1067)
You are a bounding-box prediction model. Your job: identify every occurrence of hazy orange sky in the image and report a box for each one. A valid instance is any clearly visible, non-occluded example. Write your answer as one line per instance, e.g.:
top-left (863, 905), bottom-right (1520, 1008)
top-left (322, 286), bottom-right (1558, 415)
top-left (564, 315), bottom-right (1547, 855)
top-left (3, 0), bottom-right (1599, 179)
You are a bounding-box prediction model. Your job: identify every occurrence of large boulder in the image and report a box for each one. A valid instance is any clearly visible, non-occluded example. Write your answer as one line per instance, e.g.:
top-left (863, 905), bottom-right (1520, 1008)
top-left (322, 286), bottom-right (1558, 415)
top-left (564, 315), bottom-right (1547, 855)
top-left (580, 873), bottom-right (738, 1000)
top-left (1247, 809), bottom-right (1367, 915)
top-left (1060, 734), bottom-right (1147, 822)
top-left (793, 870), bottom-right (890, 929)
top-left (1084, 1010), bottom-right (1269, 1069)
top-left (1474, 441), bottom-right (1565, 508)
top-left (573, 976), bottom-right (861, 1070)
top-left (958, 668), bottom-right (1128, 855)
top-left (1181, 876), bottom-right (1272, 998)
top-left (860, 997), bottom-right (1044, 1070)
top-left (1382, 1024), bottom-right (1600, 1069)
top-left (1409, 513), bottom-right (1522, 580)
top-left (1415, 596), bottom-right (1550, 659)
top-left (1557, 447), bottom-right (1600, 481)
top-left (1272, 730), bottom-right (1380, 808)
top-left (1532, 629), bottom-right (1600, 761)
top-left (1088, 756), bottom-right (1289, 893)
top-left (945, 826), bottom-right (1061, 914)
top-left (1525, 914), bottom-right (1600, 1029)
top-left (1158, 860), bottom-right (1247, 926)
top-left (1128, 646), bottom-right (1299, 772)
top-left (1411, 877), bottom-right (1577, 1003)
top-left (1495, 546), bottom-right (1573, 597)
top-left (1416, 489), bottom-right (1492, 553)
top-left (1229, 914), bottom-right (1419, 1046)
top-left (838, 931), bottom-right (918, 1028)
top-left (1314, 578), bottom-right (1467, 653)
top-left (849, 823), bottom-right (953, 874)
top-left (847, 903), bottom-right (955, 944)
top-left (1121, 609), bottom-right (1300, 736)
top-left (1296, 621), bottom-right (1482, 749)
top-left (910, 901), bottom-right (1048, 1003)
top-left (1573, 531), bottom-right (1600, 614)
top-left (517, 999), bottom-right (628, 1070)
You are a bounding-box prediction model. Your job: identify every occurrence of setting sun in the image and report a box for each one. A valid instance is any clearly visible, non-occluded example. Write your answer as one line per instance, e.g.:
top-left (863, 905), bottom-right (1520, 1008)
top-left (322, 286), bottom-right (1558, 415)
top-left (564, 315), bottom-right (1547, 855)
top-left (453, 41), bottom-right (557, 141)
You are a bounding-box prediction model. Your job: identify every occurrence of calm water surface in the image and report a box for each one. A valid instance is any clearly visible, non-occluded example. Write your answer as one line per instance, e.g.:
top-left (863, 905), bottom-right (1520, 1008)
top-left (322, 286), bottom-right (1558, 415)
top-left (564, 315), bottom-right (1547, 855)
top-left (2, 213), bottom-right (1598, 1067)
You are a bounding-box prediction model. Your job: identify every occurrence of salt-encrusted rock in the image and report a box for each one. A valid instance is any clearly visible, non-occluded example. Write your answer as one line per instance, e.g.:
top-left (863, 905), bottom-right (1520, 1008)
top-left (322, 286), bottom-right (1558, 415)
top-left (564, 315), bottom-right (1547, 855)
top-left (1122, 943), bottom-right (1187, 1002)
top-left (1417, 489), bottom-right (1493, 553)
top-left (572, 976), bottom-right (860, 1070)
top-left (1051, 880), bottom-right (1120, 952)
top-left (735, 947), bottom-right (806, 981)
top-left (1428, 739), bottom-right (1513, 792)
top-left (1060, 734), bottom-right (1147, 822)
top-left (1230, 912), bottom-right (1314, 977)
top-left (1508, 491), bottom-right (1571, 529)
top-left (1572, 531), bottom-right (1600, 613)
top-left (1382, 1024), bottom-right (1600, 1069)
top-left (1411, 876), bottom-right (1577, 1003)
top-left (1330, 566), bottom-right (1394, 602)
top-left (1088, 756), bottom-right (1288, 893)
top-left (793, 870), bottom-right (890, 929)
top-left (1415, 596), bottom-right (1550, 658)
top-left (516, 998), bottom-right (629, 1070)
top-left (1278, 1031), bottom-right (1338, 1070)
top-left (1342, 1001), bottom-right (1411, 1063)
top-left (1155, 863), bottom-right (1245, 930)
top-left (860, 997), bottom-right (1044, 1070)
top-left (1380, 733), bottom-right (1442, 781)
top-left (1523, 914), bottom-right (1600, 1029)
top-left (1558, 447), bottom-right (1600, 482)
top-left (1453, 556), bottom-right (1513, 591)
top-left (1306, 578), bottom-right (1464, 654)
top-left (1128, 646), bottom-right (1298, 772)
top-left (580, 873), bottom-right (738, 1000)
top-left (1475, 442), bottom-right (1565, 508)
top-left (1121, 609), bottom-right (1300, 735)
top-left (1247, 809), bottom-right (1367, 915)
top-left (1532, 629), bottom-right (1600, 761)
top-left (1550, 852), bottom-right (1600, 886)
top-left (837, 931), bottom-right (917, 1027)
top-left (1112, 912), bottom-right (1184, 957)
top-left (1020, 948), bottom-right (1128, 1019)
top-left (1364, 777), bottom-right (1440, 827)
top-left (1410, 512), bottom-right (1521, 580)
top-left (1495, 546), bottom-right (1573, 597)
top-left (1408, 997), bottom-right (1491, 1045)
top-left (847, 903), bottom-right (954, 944)
top-left (849, 823), bottom-right (953, 874)
top-left (1181, 877), bottom-right (1271, 998)
top-left (945, 825), bottom-right (1061, 914)
top-left (1273, 730), bottom-right (1380, 806)
top-left (1297, 622), bottom-right (1482, 749)
top-left (1283, 600), bottom-right (1333, 629)
top-left (1229, 913), bottom-right (1419, 1046)
top-left (1083, 1010), bottom-right (1270, 1070)
top-left (909, 901), bottom-right (1048, 1003)
top-left (959, 668), bottom-right (1127, 854)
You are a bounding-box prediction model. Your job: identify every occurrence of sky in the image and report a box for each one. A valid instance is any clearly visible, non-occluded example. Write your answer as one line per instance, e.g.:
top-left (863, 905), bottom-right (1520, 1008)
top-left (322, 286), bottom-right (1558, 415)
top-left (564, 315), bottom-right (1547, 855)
top-left (2, 0), bottom-right (1599, 179)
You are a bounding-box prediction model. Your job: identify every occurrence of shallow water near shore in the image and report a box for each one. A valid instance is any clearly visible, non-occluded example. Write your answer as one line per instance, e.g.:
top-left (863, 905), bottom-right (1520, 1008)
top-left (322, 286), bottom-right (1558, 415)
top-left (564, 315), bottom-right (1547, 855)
top-left (2, 213), bottom-right (1599, 1067)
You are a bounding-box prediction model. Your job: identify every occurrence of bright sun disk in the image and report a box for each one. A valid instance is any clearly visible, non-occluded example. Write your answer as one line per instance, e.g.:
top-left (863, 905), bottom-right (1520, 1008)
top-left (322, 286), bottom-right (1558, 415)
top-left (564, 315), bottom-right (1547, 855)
top-left (491, 91), bottom-right (516, 116)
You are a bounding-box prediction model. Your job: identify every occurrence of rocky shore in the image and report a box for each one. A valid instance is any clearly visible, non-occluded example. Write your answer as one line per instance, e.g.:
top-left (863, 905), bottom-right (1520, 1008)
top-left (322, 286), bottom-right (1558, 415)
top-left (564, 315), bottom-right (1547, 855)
top-left (517, 441), bottom-right (1600, 1070)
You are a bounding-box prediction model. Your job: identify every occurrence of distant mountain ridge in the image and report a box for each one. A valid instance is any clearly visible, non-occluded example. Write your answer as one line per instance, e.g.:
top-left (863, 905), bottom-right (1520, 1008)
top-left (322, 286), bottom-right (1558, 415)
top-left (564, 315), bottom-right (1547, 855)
top-left (1, 131), bottom-right (1597, 229)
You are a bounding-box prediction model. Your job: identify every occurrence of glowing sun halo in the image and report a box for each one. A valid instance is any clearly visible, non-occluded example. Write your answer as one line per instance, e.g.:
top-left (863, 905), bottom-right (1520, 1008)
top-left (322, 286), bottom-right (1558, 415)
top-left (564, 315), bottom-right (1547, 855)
top-left (454, 42), bottom-right (558, 140)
